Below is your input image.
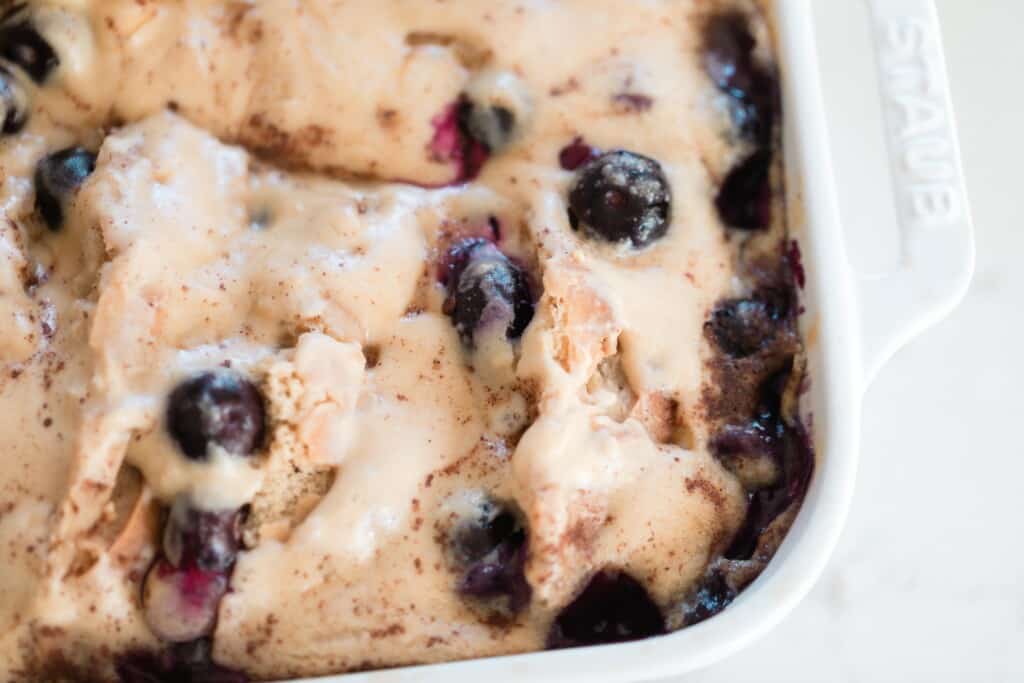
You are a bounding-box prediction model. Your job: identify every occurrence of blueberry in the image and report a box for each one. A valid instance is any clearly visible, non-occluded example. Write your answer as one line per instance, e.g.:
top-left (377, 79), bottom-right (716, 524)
top-left (443, 240), bottom-right (534, 349)
top-left (0, 13), bottom-right (59, 83)
top-left (724, 421), bottom-right (813, 560)
top-left (163, 498), bottom-right (241, 573)
top-left (703, 13), bottom-right (755, 91)
top-left (680, 570), bottom-right (736, 626)
top-left (117, 651), bottom-right (171, 683)
top-left (723, 363), bottom-right (814, 561)
top-left (715, 149), bottom-right (773, 230)
top-left (166, 372), bottom-right (266, 460)
top-left (547, 570), bottom-right (664, 648)
top-left (117, 640), bottom-right (249, 683)
top-left (451, 499), bottom-right (519, 563)
top-left (430, 82), bottom-right (524, 182)
top-left (451, 498), bottom-right (531, 613)
top-left (458, 98), bottom-right (516, 153)
top-left (0, 64), bottom-right (28, 134)
top-left (568, 150), bottom-right (671, 247)
top-left (34, 147), bottom-right (97, 231)
top-left (429, 98), bottom-right (490, 183)
top-left (703, 12), bottom-right (777, 143)
top-left (706, 288), bottom-right (790, 358)
top-left (438, 237), bottom-right (489, 289)
top-left (458, 538), bottom-right (531, 612)
top-left (142, 559), bottom-right (229, 643)
top-left (711, 421), bottom-right (774, 459)
top-left (458, 69), bottom-right (530, 156)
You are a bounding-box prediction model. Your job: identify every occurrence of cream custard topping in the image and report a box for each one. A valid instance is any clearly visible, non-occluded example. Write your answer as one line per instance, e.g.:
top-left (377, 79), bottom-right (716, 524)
top-left (0, 1), bottom-right (813, 680)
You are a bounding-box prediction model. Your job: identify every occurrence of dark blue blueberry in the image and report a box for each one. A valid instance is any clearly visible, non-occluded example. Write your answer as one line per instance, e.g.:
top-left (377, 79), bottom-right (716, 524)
top-left (711, 421), bottom-right (776, 463)
top-left (547, 570), bottom-right (665, 649)
top-left (444, 240), bottom-right (534, 348)
top-left (681, 570), bottom-right (736, 626)
top-left (117, 639), bottom-right (248, 683)
top-left (452, 498), bottom-right (531, 613)
top-left (458, 537), bottom-right (531, 613)
top-left (34, 147), bottom-right (96, 231)
top-left (703, 13), bottom-right (755, 92)
top-left (722, 362), bottom-right (814, 561)
top-left (439, 237), bottom-right (489, 289)
top-left (452, 501), bottom-right (518, 563)
top-left (458, 96), bottom-right (516, 153)
top-left (0, 12), bottom-right (59, 83)
top-left (715, 149), bottom-right (773, 231)
top-left (568, 150), bottom-right (671, 247)
top-left (0, 64), bottom-right (28, 134)
top-left (163, 498), bottom-right (241, 573)
top-left (703, 12), bottom-right (778, 144)
top-left (706, 287), bottom-right (790, 358)
top-left (166, 372), bottom-right (266, 461)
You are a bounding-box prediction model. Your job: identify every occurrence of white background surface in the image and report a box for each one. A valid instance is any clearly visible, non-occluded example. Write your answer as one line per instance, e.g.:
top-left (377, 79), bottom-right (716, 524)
top-left (673, 2), bottom-right (1024, 682)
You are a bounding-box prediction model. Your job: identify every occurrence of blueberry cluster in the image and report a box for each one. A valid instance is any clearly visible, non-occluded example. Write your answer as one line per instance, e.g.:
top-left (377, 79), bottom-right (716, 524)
top-left (700, 10), bottom-right (815, 584)
top-left (714, 361), bottom-right (814, 562)
top-left (0, 2), bottom-right (809, 669)
top-left (0, 9), bottom-right (102, 234)
top-left (140, 372), bottom-right (266, 648)
top-left (0, 5), bottom-right (59, 138)
top-left (704, 12), bottom-right (780, 231)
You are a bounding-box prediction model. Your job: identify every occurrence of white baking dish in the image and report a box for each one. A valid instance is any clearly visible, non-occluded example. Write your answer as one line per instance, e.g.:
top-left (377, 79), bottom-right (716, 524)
top-left (287, 1), bottom-right (974, 680)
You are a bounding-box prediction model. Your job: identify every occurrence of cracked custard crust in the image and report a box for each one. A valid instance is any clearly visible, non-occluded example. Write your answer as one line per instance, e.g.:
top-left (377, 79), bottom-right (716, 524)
top-left (0, 1), bottom-right (813, 680)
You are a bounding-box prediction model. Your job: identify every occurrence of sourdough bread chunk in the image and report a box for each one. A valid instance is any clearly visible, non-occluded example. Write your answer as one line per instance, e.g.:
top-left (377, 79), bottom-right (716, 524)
top-left (0, 1), bottom-right (811, 680)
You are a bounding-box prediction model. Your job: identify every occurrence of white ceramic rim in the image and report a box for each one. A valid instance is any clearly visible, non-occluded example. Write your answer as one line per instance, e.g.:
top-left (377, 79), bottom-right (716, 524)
top-left (282, 1), bottom-right (974, 680)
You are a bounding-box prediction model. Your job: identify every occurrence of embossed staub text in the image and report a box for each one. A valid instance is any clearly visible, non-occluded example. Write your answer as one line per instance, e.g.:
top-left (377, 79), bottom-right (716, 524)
top-left (877, 16), bottom-right (962, 229)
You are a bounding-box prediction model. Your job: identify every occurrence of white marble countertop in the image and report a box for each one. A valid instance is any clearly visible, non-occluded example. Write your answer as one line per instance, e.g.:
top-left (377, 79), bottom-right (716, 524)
top-left (670, 2), bottom-right (1024, 681)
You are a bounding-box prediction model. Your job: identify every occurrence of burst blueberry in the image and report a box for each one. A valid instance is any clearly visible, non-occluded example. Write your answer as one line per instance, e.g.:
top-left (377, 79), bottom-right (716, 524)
top-left (142, 558), bottom-right (229, 643)
top-left (558, 137), bottom-right (600, 171)
top-left (429, 98), bottom-right (490, 183)
top-left (143, 498), bottom-right (243, 646)
top-left (547, 570), bottom-right (665, 648)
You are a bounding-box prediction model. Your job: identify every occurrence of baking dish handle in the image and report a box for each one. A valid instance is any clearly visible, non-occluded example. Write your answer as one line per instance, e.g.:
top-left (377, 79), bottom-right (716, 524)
top-left (844, 0), bottom-right (975, 387)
